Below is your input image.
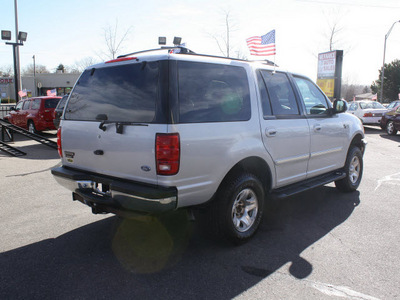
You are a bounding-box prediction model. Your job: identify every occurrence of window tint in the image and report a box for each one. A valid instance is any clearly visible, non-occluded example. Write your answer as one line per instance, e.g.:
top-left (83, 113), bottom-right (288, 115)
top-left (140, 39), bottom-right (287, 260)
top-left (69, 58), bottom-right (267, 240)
top-left (259, 71), bottom-right (299, 115)
top-left (359, 102), bottom-right (385, 109)
top-left (178, 61), bottom-right (250, 123)
top-left (294, 76), bottom-right (329, 115)
top-left (15, 102), bottom-right (23, 110)
top-left (257, 70), bottom-right (272, 117)
top-left (22, 100), bottom-right (31, 110)
top-left (65, 62), bottom-right (159, 122)
top-left (58, 95), bottom-right (68, 110)
top-left (31, 99), bottom-right (41, 110)
top-left (348, 102), bottom-right (358, 111)
top-left (45, 98), bottom-right (60, 108)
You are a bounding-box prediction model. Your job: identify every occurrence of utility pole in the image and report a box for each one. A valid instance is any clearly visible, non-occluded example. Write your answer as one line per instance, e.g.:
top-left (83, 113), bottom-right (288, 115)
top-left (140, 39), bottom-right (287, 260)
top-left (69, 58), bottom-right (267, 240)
top-left (380, 20), bottom-right (400, 102)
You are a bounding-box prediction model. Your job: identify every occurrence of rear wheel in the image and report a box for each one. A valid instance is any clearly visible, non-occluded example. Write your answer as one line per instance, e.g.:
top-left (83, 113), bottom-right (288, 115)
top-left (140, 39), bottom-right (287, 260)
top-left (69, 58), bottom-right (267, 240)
top-left (28, 121), bottom-right (37, 134)
top-left (335, 146), bottom-right (363, 192)
top-left (386, 121), bottom-right (397, 135)
top-left (207, 173), bottom-right (265, 244)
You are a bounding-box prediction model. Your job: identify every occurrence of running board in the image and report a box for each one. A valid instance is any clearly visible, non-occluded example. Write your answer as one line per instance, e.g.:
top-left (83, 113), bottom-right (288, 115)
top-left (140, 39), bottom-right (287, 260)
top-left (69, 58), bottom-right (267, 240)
top-left (271, 171), bottom-right (346, 199)
top-left (0, 141), bottom-right (26, 157)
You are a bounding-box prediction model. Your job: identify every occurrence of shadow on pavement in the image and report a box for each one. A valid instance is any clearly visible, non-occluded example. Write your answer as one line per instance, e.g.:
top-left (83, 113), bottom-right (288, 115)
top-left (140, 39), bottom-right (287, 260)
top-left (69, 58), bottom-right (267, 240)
top-left (0, 186), bottom-right (360, 299)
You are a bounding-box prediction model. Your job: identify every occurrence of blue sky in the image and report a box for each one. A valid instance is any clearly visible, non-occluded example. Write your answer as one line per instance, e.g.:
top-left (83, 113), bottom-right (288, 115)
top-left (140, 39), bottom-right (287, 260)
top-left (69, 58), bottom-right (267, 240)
top-left (1, 0), bottom-right (400, 86)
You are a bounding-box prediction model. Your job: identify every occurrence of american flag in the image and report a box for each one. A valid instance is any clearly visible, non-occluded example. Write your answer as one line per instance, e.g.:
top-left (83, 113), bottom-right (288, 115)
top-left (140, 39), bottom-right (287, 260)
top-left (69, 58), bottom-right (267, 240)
top-left (246, 30), bottom-right (276, 56)
top-left (47, 89), bottom-right (57, 96)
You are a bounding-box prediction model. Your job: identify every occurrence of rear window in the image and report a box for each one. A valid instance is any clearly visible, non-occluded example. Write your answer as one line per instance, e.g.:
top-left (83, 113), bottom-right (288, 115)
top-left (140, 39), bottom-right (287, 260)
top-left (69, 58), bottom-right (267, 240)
top-left (177, 61), bottom-right (251, 123)
top-left (44, 98), bottom-right (60, 109)
top-left (65, 62), bottom-right (159, 122)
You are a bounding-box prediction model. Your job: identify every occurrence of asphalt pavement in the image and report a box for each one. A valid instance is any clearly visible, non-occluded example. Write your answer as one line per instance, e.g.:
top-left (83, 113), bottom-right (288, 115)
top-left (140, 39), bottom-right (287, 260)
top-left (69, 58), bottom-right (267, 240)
top-left (0, 127), bottom-right (399, 299)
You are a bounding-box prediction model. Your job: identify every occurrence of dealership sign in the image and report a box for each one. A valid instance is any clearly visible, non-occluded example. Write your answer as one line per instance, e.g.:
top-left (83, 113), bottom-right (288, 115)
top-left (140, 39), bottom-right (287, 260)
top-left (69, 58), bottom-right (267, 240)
top-left (0, 78), bottom-right (13, 84)
top-left (317, 50), bottom-right (343, 100)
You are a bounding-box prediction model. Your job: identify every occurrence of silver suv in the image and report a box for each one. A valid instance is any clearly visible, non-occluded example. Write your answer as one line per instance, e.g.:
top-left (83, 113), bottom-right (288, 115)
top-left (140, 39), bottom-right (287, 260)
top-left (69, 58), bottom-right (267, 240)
top-left (52, 47), bottom-right (366, 244)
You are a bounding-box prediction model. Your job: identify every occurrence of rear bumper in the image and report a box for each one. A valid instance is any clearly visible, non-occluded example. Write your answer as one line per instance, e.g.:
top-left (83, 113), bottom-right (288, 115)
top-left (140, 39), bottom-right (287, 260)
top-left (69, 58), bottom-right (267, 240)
top-left (35, 119), bottom-right (57, 131)
top-left (51, 166), bottom-right (177, 216)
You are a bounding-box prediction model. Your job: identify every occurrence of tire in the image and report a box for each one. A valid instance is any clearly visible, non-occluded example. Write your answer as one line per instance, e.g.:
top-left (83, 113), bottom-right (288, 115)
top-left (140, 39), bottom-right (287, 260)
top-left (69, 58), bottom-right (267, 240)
top-left (28, 121), bottom-right (37, 134)
top-left (335, 146), bottom-right (363, 192)
top-left (386, 121), bottom-right (397, 136)
top-left (207, 173), bottom-right (265, 244)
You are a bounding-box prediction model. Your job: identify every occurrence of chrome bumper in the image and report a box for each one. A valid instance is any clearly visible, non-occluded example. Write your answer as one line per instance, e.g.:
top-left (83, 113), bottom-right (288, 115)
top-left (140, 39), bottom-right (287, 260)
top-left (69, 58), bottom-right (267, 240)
top-left (51, 166), bottom-right (177, 215)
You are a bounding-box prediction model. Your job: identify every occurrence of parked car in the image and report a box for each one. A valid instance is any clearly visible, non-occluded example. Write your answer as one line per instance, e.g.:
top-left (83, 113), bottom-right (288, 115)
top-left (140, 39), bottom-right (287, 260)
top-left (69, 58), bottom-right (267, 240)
top-left (52, 47), bottom-right (366, 244)
top-left (385, 100), bottom-right (400, 112)
top-left (4, 96), bottom-right (61, 133)
top-left (53, 94), bottom-right (69, 129)
top-left (347, 100), bottom-right (387, 125)
top-left (380, 105), bottom-right (400, 135)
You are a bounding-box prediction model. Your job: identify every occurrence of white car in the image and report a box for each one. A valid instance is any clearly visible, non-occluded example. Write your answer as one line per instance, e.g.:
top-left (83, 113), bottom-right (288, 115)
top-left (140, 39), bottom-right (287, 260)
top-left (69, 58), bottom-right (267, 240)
top-left (347, 100), bottom-right (387, 125)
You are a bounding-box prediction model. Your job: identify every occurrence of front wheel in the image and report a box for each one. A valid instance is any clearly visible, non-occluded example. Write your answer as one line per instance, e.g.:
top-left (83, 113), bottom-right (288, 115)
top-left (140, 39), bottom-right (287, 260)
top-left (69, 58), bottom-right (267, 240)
top-left (386, 121), bottom-right (397, 136)
top-left (335, 146), bottom-right (363, 192)
top-left (209, 173), bottom-right (265, 244)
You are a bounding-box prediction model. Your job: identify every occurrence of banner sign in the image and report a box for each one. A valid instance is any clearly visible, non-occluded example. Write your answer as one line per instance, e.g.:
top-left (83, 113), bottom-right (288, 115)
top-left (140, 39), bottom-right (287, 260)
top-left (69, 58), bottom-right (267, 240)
top-left (317, 50), bottom-right (343, 100)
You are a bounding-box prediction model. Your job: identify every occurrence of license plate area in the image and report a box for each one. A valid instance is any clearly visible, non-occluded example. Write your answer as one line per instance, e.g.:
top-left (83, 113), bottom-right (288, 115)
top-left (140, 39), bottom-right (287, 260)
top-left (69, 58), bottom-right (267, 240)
top-left (77, 180), bottom-right (111, 196)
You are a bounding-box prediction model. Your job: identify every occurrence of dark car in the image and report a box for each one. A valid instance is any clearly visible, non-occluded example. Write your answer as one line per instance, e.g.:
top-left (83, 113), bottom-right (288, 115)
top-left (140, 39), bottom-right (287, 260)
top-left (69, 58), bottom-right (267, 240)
top-left (53, 94), bottom-right (69, 129)
top-left (385, 100), bottom-right (400, 111)
top-left (381, 106), bottom-right (400, 135)
top-left (5, 96), bottom-right (61, 133)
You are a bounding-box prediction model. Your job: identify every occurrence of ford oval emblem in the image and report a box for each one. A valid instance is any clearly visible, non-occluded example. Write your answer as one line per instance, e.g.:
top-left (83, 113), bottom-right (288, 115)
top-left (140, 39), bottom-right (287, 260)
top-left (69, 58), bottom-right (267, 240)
top-left (141, 166), bottom-right (151, 172)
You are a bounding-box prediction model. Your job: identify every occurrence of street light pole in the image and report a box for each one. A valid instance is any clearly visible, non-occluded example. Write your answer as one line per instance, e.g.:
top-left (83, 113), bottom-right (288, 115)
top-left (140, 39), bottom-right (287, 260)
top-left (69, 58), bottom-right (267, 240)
top-left (14, 0), bottom-right (23, 96)
top-left (32, 55), bottom-right (36, 97)
top-left (380, 20), bottom-right (400, 103)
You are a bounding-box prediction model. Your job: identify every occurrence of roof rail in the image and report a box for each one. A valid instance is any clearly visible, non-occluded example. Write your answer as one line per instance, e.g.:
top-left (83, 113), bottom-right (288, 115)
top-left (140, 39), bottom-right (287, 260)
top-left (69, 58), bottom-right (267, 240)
top-left (117, 47), bottom-right (278, 67)
top-left (117, 46), bottom-right (196, 58)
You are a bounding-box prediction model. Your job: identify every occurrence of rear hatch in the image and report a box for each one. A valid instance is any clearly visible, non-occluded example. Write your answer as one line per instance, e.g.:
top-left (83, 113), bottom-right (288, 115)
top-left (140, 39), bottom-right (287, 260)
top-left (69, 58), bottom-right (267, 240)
top-left (61, 58), bottom-right (169, 185)
top-left (43, 98), bottom-right (60, 121)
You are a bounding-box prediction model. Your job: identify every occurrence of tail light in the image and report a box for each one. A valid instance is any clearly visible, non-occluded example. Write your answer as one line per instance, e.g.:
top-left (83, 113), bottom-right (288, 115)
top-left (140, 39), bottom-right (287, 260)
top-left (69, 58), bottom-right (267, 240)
top-left (57, 127), bottom-right (62, 157)
top-left (363, 112), bottom-right (373, 117)
top-left (156, 133), bottom-right (180, 175)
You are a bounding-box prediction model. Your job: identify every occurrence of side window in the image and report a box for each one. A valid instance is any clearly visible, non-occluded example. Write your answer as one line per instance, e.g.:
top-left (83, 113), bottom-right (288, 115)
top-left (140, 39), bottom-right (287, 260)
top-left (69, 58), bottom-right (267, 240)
top-left (31, 99), bottom-right (41, 110)
top-left (22, 100), bottom-right (31, 110)
top-left (293, 76), bottom-right (329, 115)
top-left (259, 70), bottom-right (299, 115)
top-left (15, 102), bottom-right (23, 110)
top-left (257, 71), bottom-right (272, 117)
top-left (348, 102), bottom-right (358, 111)
top-left (178, 61), bottom-right (251, 123)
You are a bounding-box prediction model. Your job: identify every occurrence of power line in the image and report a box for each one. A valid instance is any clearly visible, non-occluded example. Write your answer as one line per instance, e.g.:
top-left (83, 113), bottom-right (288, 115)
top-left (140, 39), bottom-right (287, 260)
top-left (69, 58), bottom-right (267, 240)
top-left (297, 0), bottom-right (400, 9)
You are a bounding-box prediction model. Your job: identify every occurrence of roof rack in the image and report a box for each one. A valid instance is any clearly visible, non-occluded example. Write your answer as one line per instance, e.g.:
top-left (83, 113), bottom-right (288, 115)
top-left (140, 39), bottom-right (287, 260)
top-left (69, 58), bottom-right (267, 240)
top-left (117, 46), bottom-right (196, 58)
top-left (117, 47), bottom-right (278, 67)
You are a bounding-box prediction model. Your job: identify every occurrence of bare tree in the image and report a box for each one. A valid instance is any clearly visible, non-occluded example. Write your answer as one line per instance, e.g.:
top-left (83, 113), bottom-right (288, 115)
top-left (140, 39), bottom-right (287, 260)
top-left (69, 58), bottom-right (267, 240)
top-left (22, 64), bottom-right (49, 75)
top-left (102, 19), bottom-right (132, 59)
top-left (209, 9), bottom-right (238, 58)
top-left (72, 57), bottom-right (98, 72)
top-left (0, 65), bottom-right (13, 77)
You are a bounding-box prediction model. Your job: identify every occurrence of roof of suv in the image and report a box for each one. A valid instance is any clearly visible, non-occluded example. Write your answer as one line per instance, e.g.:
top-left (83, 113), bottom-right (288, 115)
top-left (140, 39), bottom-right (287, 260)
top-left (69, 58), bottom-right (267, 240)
top-left (91, 46), bottom-right (283, 73)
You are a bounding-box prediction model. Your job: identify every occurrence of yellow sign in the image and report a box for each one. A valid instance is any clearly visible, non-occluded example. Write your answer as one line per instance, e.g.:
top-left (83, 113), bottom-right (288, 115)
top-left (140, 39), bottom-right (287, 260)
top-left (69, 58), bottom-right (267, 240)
top-left (317, 79), bottom-right (335, 98)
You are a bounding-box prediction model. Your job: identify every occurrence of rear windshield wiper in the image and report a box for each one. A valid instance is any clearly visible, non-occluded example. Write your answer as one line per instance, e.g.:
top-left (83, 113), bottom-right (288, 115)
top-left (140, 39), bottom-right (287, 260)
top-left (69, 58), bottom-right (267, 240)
top-left (95, 114), bottom-right (148, 133)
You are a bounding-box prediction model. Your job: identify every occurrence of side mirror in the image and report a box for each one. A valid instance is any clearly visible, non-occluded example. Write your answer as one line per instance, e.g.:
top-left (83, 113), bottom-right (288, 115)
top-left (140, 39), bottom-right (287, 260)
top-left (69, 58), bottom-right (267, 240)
top-left (331, 99), bottom-right (347, 115)
top-left (10, 107), bottom-right (16, 111)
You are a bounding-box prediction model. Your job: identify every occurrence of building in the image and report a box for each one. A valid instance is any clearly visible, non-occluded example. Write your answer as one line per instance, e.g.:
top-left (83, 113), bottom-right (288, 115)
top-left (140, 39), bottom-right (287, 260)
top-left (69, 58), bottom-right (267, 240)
top-left (0, 73), bottom-right (80, 102)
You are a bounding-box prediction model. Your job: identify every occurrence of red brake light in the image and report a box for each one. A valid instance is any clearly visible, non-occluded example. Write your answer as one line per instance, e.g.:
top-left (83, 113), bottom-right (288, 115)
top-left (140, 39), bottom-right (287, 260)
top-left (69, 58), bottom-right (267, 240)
top-left (57, 127), bottom-right (62, 157)
top-left (105, 57), bottom-right (137, 64)
top-left (156, 133), bottom-right (180, 176)
top-left (363, 112), bottom-right (373, 117)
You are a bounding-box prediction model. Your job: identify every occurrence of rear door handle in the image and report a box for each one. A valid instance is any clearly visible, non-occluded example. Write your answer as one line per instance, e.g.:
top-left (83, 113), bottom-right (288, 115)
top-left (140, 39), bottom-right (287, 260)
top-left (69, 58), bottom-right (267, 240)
top-left (314, 124), bottom-right (322, 132)
top-left (265, 128), bottom-right (277, 137)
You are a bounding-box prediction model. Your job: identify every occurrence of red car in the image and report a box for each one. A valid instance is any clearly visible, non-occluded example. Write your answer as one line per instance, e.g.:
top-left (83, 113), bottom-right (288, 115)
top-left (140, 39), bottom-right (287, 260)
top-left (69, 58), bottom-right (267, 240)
top-left (5, 96), bottom-right (61, 133)
top-left (381, 105), bottom-right (400, 135)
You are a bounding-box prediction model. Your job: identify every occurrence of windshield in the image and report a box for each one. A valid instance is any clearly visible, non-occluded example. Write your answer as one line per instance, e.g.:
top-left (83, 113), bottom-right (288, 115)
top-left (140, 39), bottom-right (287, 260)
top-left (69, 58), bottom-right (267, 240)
top-left (359, 102), bottom-right (385, 110)
top-left (64, 61), bottom-right (159, 122)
